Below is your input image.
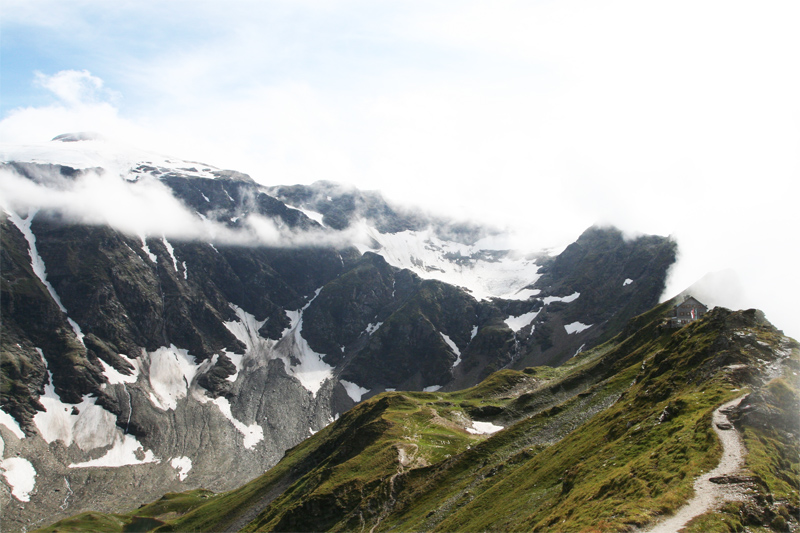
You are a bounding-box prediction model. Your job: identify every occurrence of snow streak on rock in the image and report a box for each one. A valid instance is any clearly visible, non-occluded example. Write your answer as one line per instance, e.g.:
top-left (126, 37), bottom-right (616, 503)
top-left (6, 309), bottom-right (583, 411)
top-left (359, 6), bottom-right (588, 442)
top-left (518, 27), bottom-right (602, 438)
top-left (286, 204), bottom-right (325, 226)
top-left (5, 208), bottom-right (85, 344)
top-left (277, 289), bottom-right (334, 397)
top-left (139, 235), bottom-right (157, 264)
top-left (440, 332), bottom-right (462, 367)
top-left (162, 236), bottom-right (179, 271)
top-left (206, 398), bottom-right (263, 450)
top-left (224, 304), bottom-right (272, 382)
top-left (572, 344), bottom-right (586, 358)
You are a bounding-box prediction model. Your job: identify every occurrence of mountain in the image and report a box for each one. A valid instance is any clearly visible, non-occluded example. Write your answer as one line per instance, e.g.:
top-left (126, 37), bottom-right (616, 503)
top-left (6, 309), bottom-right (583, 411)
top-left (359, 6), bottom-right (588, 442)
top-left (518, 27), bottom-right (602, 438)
top-left (34, 305), bottom-right (800, 532)
top-left (0, 137), bottom-right (677, 531)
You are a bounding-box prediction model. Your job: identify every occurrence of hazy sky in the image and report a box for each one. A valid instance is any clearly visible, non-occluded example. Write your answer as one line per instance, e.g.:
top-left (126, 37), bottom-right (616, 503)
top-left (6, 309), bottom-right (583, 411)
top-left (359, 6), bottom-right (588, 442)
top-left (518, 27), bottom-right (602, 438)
top-left (1, 0), bottom-right (798, 336)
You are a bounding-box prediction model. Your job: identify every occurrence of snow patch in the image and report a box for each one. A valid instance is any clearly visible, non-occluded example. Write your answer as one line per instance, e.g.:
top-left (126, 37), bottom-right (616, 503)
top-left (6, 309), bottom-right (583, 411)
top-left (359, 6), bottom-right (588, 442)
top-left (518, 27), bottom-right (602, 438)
top-left (34, 357), bottom-right (120, 450)
top-left (470, 325), bottom-right (479, 340)
top-left (623, 278), bottom-right (634, 286)
top-left (32, 349), bottom-right (157, 467)
top-left (207, 397), bottom-right (263, 449)
top-left (423, 385), bottom-right (442, 392)
top-left (67, 318), bottom-right (85, 345)
top-left (276, 289), bottom-right (334, 396)
top-left (466, 421), bottom-right (504, 435)
top-left (543, 292), bottom-right (580, 305)
top-left (182, 260), bottom-right (188, 279)
top-left (224, 305), bottom-right (268, 351)
top-left (287, 204), bottom-right (326, 226)
top-left (99, 355), bottom-right (139, 385)
top-left (0, 409), bottom-right (25, 439)
top-left (504, 310), bottom-right (540, 332)
top-left (564, 322), bottom-right (592, 334)
top-left (340, 380), bottom-right (370, 402)
top-left (224, 351), bottom-right (245, 382)
top-left (145, 345), bottom-right (205, 411)
top-left (365, 322), bottom-right (383, 335)
top-left (0, 457), bottom-right (36, 501)
top-left (171, 456), bottom-right (192, 481)
top-left (573, 344), bottom-right (586, 357)
top-left (69, 433), bottom-right (159, 468)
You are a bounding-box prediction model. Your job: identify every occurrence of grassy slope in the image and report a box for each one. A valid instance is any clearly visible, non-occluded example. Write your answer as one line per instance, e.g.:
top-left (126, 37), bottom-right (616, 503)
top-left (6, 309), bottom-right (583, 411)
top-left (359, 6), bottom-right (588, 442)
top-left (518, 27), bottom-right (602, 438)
top-left (35, 305), bottom-right (799, 533)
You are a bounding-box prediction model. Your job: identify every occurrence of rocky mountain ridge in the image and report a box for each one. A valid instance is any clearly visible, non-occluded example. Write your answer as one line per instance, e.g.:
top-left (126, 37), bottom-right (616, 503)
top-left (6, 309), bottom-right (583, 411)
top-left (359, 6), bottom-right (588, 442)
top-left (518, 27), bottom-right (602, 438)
top-left (1, 137), bottom-right (676, 531)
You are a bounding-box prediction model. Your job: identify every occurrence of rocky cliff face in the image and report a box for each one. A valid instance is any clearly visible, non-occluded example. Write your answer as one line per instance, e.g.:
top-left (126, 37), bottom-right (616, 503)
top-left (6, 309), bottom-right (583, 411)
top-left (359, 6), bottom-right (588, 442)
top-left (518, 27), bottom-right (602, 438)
top-left (0, 137), bottom-right (675, 531)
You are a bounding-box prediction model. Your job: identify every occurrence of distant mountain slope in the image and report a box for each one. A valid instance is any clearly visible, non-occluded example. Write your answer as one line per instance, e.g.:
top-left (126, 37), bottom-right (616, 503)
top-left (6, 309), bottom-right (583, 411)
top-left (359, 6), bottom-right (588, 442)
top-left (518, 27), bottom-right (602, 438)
top-left (39, 305), bottom-right (796, 533)
top-left (1, 137), bottom-right (675, 531)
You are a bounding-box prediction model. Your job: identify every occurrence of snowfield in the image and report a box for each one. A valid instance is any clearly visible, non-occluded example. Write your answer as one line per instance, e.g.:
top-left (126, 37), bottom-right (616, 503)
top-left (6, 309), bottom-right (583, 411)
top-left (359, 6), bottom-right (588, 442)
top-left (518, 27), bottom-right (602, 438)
top-left (32, 349), bottom-right (159, 469)
top-left (355, 224), bottom-right (542, 301)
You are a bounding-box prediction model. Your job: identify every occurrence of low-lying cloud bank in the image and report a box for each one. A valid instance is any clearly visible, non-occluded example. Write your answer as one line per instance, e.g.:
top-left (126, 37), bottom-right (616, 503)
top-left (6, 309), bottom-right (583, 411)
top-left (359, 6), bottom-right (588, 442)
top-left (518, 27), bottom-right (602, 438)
top-left (0, 165), bottom-right (370, 250)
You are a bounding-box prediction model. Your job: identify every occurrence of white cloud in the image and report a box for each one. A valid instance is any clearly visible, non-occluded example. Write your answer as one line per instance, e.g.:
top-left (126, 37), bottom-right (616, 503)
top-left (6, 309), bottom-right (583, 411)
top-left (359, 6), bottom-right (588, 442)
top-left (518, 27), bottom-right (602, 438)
top-left (0, 161), bottom-right (373, 250)
top-left (34, 69), bottom-right (115, 107)
top-left (1, 1), bottom-right (798, 337)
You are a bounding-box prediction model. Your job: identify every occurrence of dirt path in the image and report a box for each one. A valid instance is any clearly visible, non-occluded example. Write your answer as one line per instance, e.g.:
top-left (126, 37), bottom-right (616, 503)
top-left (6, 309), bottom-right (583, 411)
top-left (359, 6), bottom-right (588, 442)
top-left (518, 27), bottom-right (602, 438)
top-left (643, 395), bottom-right (749, 533)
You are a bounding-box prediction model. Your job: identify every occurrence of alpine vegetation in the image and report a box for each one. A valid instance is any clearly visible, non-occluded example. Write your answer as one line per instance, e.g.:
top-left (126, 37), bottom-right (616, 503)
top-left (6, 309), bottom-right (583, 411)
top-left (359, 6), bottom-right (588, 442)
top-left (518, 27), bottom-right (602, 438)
top-left (1, 137), bottom-right (796, 533)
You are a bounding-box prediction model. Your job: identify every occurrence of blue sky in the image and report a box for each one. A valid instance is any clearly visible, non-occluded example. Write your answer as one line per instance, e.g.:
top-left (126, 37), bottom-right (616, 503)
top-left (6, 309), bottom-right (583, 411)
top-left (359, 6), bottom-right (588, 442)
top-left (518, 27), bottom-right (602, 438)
top-left (2, 0), bottom-right (800, 335)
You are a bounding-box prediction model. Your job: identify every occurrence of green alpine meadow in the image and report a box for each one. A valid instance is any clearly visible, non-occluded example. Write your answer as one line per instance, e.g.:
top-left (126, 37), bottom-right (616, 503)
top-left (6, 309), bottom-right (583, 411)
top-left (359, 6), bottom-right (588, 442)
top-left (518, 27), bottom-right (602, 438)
top-left (36, 303), bottom-right (799, 532)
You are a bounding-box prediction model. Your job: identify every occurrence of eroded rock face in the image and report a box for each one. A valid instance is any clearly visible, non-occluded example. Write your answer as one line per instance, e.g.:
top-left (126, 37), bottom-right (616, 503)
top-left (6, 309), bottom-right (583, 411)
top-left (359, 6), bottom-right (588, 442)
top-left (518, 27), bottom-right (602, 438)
top-left (0, 153), bottom-right (676, 530)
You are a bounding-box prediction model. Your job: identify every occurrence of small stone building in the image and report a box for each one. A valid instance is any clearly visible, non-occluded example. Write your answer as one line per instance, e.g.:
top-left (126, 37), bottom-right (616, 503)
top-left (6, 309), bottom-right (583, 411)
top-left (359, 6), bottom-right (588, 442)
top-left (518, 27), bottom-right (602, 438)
top-left (670, 296), bottom-right (708, 327)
